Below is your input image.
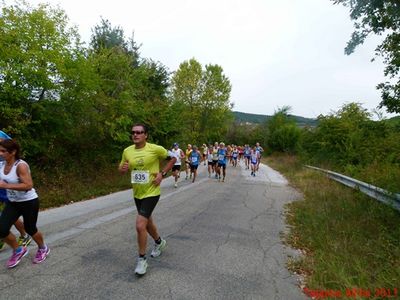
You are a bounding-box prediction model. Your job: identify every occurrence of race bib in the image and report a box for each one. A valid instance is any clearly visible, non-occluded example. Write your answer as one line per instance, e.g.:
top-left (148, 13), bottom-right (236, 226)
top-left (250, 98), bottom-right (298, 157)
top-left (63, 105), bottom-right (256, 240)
top-left (218, 154), bottom-right (225, 161)
top-left (191, 156), bottom-right (198, 163)
top-left (131, 171), bottom-right (150, 184)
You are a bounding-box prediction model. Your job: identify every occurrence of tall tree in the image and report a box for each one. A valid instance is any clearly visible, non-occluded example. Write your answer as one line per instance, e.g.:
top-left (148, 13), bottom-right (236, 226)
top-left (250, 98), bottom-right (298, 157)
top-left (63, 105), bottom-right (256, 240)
top-left (171, 58), bottom-right (233, 143)
top-left (0, 1), bottom-right (90, 158)
top-left (332, 0), bottom-right (400, 113)
top-left (90, 18), bottom-right (127, 52)
top-left (171, 58), bottom-right (203, 141)
top-left (199, 64), bottom-right (232, 142)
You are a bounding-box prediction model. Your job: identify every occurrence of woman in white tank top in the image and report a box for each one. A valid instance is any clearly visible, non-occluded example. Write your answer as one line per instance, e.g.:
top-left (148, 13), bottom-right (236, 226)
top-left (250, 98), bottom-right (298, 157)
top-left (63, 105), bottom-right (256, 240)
top-left (0, 139), bottom-right (50, 269)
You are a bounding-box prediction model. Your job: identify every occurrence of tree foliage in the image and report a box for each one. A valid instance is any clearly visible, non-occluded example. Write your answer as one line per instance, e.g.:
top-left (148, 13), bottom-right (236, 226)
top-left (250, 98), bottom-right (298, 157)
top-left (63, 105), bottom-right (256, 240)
top-left (332, 0), bottom-right (400, 113)
top-left (90, 18), bottom-right (127, 52)
top-left (0, 1), bottom-right (235, 175)
top-left (265, 106), bottom-right (301, 153)
top-left (0, 1), bottom-right (91, 159)
top-left (171, 58), bottom-right (233, 144)
top-left (301, 102), bottom-right (399, 166)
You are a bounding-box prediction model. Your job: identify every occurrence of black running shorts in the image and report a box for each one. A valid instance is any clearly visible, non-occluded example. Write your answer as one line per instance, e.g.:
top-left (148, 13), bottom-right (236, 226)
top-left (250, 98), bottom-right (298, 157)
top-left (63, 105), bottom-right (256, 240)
top-left (172, 165), bottom-right (181, 172)
top-left (134, 195), bottom-right (160, 218)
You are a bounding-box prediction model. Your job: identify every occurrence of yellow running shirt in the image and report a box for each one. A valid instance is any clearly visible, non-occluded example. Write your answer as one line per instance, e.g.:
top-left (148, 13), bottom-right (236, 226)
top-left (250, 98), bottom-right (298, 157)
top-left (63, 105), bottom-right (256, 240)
top-left (185, 149), bottom-right (192, 162)
top-left (120, 143), bottom-right (168, 200)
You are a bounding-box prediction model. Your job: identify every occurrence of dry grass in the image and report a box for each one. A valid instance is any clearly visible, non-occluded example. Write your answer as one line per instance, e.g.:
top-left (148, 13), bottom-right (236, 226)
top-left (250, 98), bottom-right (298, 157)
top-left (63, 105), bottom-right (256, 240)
top-left (266, 153), bottom-right (400, 296)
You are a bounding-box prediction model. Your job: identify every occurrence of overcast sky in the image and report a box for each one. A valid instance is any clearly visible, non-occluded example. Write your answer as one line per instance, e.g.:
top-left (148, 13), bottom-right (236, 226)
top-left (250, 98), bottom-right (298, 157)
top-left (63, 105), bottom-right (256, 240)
top-left (23, 0), bottom-right (396, 119)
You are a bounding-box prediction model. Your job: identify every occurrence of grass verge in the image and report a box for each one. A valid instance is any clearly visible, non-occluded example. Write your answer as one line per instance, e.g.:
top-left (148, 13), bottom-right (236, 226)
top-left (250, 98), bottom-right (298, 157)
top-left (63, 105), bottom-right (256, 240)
top-left (265, 154), bottom-right (400, 298)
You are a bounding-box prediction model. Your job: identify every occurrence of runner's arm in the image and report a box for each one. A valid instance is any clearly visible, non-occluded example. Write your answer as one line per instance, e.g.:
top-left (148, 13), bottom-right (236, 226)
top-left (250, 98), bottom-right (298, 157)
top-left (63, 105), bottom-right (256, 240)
top-left (153, 154), bottom-right (177, 186)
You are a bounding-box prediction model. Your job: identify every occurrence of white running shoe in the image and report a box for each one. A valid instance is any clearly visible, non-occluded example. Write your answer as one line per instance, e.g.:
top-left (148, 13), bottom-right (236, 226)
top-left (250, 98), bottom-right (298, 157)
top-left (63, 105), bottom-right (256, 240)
top-left (150, 239), bottom-right (167, 258)
top-left (135, 257), bottom-right (148, 275)
top-left (174, 182), bottom-right (178, 188)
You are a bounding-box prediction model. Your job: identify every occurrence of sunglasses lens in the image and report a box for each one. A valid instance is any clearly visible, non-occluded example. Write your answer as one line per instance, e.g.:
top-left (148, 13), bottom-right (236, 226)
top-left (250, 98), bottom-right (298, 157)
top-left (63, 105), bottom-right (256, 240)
top-left (131, 131), bottom-right (144, 135)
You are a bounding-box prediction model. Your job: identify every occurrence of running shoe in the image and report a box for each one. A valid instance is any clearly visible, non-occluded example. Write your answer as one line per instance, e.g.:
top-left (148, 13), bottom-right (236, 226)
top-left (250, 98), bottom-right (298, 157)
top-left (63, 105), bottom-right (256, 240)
top-left (150, 239), bottom-right (166, 258)
top-left (32, 246), bottom-right (50, 264)
top-left (174, 182), bottom-right (178, 188)
top-left (135, 257), bottom-right (148, 275)
top-left (17, 235), bottom-right (32, 247)
top-left (7, 246), bottom-right (28, 268)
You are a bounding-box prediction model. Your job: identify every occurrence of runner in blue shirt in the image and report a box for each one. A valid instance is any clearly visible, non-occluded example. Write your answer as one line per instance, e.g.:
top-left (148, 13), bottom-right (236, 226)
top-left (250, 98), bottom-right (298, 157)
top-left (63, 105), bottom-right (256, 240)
top-left (255, 142), bottom-right (264, 171)
top-left (231, 146), bottom-right (239, 167)
top-left (243, 144), bottom-right (251, 170)
top-left (216, 142), bottom-right (227, 182)
top-left (189, 145), bottom-right (202, 183)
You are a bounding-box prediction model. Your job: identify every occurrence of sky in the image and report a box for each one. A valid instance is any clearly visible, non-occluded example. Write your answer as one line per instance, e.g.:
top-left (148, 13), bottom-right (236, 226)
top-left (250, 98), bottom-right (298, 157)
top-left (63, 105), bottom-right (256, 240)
top-left (22, 0), bottom-right (397, 119)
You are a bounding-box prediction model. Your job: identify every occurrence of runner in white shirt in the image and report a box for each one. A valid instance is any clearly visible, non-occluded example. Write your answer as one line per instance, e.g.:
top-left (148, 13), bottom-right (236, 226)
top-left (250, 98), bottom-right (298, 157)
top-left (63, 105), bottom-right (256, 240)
top-left (207, 145), bottom-right (214, 178)
top-left (171, 143), bottom-right (185, 188)
top-left (250, 146), bottom-right (260, 177)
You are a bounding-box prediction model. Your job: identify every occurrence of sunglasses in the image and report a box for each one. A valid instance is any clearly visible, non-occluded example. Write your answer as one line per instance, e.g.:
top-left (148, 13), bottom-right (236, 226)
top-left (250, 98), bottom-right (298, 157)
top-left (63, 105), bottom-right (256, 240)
top-left (131, 130), bottom-right (145, 135)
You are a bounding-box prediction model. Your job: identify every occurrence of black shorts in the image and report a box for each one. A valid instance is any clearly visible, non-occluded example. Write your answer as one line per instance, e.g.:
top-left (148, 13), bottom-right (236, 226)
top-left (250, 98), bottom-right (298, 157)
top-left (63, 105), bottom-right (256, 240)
top-left (134, 195), bottom-right (160, 219)
top-left (172, 165), bottom-right (181, 172)
top-left (0, 198), bottom-right (39, 238)
top-left (208, 161), bottom-right (214, 166)
top-left (190, 164), bottom-right (199, 171)
top-left (217, 163), bottom-right (226, 169)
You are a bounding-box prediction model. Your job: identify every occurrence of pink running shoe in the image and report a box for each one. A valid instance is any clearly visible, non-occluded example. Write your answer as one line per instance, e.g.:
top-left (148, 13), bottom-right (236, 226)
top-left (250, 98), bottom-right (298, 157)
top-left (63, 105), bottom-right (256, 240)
top-left (33, 246), bottom-right (50, 264)
top-left (7, 246), bottom-right (29, 268)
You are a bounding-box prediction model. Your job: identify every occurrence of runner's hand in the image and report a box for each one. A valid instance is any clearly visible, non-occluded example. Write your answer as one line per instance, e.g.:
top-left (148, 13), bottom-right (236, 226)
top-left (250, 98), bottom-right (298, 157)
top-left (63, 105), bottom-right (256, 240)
top-left (153, 172), bottom-right (163, 186)
top-left (120, 161), bottom-right (129, 173)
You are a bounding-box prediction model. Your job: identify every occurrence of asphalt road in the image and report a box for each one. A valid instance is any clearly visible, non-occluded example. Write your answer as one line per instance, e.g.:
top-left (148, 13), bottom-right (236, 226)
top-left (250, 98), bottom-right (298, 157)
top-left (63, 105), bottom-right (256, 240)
top-left (0, 161), bottom-right (307, 299)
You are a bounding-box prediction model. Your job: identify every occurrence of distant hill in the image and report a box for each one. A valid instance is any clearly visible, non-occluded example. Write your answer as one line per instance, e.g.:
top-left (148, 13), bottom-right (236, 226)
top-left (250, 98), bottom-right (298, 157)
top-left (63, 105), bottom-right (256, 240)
top-left (233, 111), bottom-right (318, 127)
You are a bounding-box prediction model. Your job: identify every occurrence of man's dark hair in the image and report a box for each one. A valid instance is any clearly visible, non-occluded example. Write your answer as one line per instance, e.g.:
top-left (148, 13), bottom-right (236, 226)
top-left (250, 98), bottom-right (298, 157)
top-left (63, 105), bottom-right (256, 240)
top-left (132, 123), bottom-right (148, 134)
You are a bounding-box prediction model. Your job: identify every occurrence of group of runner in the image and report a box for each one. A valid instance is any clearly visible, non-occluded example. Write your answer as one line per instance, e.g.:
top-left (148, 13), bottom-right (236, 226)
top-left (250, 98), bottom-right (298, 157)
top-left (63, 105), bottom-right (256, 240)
top-left (120, 131), bottom-right (265, 276)
top-left (0, 123), bottom-right (264, 277)
top-left (169, 141), bottom-right (265, 187)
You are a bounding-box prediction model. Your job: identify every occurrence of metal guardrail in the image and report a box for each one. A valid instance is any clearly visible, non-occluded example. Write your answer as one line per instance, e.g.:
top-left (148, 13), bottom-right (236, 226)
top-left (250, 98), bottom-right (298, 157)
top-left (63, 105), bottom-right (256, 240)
top-left (305, 165), bottom-right (400, 212)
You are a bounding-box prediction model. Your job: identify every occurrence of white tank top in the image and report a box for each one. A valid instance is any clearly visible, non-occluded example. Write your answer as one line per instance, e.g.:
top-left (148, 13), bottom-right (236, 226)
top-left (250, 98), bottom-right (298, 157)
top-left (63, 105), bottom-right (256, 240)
top-left (172, 148), bottom-right (183, 165)
top-left (0, 159), bottom-right (38, 202)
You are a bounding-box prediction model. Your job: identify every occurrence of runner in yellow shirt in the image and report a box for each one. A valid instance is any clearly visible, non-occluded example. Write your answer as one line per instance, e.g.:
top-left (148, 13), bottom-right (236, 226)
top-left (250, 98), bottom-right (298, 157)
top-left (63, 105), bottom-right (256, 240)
top-left (184, 144), bottom-right (192, 180)
top-left (119, 123), bottom-right (176, 276)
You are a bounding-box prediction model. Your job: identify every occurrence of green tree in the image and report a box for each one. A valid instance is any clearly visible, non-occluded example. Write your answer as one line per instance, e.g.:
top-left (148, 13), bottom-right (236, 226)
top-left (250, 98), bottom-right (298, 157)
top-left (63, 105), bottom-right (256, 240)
top-left (199, 64), bottom-right (233, 142)
top-left (171, 58), bottom-right (232, 143)
top-left (0, 1), bottom-right (92, 160)
top-left (171, 58), bottom-right (203, 141)
top-left (90, 18), bottom-right (127, 53)
top-left (332, 0), bottom-right (400, 113)
top-left (88, 19), bottom-right (172, 147)
top-left (266, 106), bottom-right (301, 153)
top-left (301, 102), bottom-right (371, 165)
